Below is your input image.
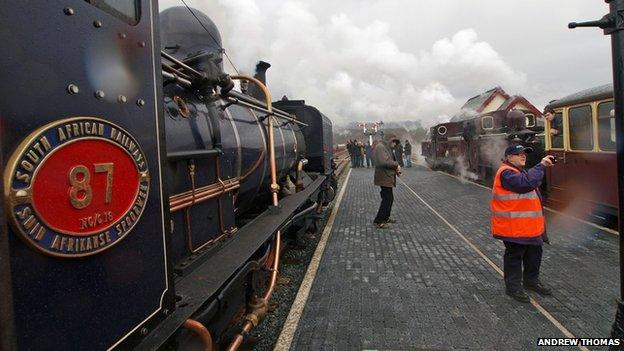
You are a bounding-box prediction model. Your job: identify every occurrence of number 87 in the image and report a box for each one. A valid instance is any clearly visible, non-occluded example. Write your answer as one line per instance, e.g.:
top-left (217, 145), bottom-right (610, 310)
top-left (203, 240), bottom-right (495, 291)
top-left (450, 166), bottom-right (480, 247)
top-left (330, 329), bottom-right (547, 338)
top-left (69, 163), bottom-right (114, 209)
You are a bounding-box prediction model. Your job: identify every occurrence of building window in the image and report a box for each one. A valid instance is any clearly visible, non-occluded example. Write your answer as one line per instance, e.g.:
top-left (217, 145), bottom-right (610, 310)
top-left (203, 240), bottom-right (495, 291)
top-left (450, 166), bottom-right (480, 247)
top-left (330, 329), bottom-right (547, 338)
top-left (481, 116), bottom-right (493, 130)
top-left (437, 126), bottom-right (447, 135)
top-left (598, 101), bottom-right (616, 151)
top-left (525, 114), bottom-right (535, 127)
top-left (84, 0), bottom-right (140, 25)
top-left (568, 105), bottom-right (593, 150)
top-left (550, 112), bottom-right (564, 149)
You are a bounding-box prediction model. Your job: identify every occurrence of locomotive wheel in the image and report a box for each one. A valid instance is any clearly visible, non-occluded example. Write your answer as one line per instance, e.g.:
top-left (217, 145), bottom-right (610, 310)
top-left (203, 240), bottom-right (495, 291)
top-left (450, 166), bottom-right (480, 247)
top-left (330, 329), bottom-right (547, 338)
top-left (322, 185), bottom-right (336, 205)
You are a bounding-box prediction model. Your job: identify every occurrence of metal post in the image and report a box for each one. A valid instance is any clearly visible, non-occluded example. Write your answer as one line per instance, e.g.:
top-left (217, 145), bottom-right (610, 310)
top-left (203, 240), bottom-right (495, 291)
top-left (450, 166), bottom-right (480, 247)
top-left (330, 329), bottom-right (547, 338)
top-left (570, 0), bottom-right (624, 345)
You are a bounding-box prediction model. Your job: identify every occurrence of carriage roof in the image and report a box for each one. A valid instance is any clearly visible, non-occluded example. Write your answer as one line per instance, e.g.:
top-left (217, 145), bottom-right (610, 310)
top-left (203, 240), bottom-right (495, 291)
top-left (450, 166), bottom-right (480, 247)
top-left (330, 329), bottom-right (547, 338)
top-left (546, 83), bottom-right (613, 110)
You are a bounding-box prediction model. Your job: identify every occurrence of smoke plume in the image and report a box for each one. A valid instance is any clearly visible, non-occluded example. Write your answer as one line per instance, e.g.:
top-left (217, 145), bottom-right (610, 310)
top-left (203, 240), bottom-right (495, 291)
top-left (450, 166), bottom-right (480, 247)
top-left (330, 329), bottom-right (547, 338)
top-left (160, 0), bottom-right (528, 127)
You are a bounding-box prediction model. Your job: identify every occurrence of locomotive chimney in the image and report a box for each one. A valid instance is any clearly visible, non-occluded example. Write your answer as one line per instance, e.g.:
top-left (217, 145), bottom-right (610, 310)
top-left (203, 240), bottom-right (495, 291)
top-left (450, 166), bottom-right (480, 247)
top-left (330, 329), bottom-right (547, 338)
top-left (249, 61), bottom-right (271, 101)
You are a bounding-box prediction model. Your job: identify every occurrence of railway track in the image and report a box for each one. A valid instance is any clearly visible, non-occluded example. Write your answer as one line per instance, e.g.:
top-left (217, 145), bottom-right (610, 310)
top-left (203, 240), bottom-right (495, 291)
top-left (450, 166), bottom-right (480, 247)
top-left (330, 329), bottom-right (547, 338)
top-left (333, 149), bottom-right (350, 178)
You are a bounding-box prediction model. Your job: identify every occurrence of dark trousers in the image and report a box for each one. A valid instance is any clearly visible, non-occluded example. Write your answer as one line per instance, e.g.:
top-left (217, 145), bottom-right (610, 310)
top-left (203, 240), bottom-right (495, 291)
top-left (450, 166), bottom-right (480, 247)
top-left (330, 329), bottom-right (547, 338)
top-left (503, 241), bottom-right (542, 292)
top-left (374, 186), bottom-right (394, 224)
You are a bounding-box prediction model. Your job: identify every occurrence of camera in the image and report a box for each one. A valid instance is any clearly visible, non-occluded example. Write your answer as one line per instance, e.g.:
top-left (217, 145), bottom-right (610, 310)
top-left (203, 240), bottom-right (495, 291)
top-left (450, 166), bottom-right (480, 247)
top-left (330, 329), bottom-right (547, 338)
top-left (550, 155), bottom-right (558, 164)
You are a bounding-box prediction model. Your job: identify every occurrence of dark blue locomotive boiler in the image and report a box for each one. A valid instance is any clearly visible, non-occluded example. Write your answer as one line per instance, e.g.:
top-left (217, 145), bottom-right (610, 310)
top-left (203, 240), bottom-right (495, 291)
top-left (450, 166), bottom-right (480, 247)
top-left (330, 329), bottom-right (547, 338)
top-left (0, 2), bottom-right (335, 350)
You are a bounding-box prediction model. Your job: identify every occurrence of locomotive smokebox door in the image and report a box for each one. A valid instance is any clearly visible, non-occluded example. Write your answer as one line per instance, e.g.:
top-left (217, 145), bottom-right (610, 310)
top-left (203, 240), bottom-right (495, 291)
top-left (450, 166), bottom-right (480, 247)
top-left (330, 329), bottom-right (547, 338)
top-left (0, 1), bottom-right (173, 350)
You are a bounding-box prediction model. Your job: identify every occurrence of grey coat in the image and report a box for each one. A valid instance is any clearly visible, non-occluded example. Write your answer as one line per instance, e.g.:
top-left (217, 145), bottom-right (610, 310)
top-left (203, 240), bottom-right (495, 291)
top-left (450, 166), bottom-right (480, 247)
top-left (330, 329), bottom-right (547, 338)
top-left (373, 141), bottom-right (399, 187)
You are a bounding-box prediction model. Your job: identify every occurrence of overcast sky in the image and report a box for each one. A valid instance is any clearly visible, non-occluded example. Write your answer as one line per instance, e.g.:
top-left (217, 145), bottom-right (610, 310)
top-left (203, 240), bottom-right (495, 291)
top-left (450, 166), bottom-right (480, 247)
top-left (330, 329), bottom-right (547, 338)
top-left (160, 0), bottom-right (612, 126)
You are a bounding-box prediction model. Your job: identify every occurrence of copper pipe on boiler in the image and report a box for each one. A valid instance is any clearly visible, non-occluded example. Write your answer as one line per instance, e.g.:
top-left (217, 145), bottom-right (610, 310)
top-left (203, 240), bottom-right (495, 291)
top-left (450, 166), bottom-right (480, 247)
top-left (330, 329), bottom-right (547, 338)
top-left (262, 229), bottom-right (281, 300)
top-left (169, 180), bottom-right (240, 212)
top-left (169, 179), bottom-right (240, 207)
top-left (183, 184), bottom-right (238, 207)
top-left (215, 157), bottom-right (228, 234)
top-left (240, 109), bottom-right (267, 181)
top-left (170, 184), bottom-right (239, 212)
top-left (182, 319), bottom-right (213, 351)
top-left (226, 230), bottom-right (281, 351)
top-left (176, 184), bottom-right (238, 206)
top-left (184, 161), bottom-right (197, 253)
top-left (230, 75), bottom-right (279, 205)
top-left (227, 75), bottom-right (282, 351)
top-left (182, 156), bottom-right (239, 252)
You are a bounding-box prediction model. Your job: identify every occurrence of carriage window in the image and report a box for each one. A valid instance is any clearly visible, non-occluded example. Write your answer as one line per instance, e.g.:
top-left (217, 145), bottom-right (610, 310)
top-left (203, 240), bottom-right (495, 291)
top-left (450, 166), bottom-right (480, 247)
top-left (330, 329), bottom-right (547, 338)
top-left (525, 114), bottom-right (535, 127)
top-left (568, 105), bottom-right (593, 150)
top-left (85, 0), bottom-right (140, 25)
top-left (437, 126), bottom-right (447, 135)
top-left (481, 116), bottom-right (493, 129)
top-left (550, 112), bottom-right (564, 148)
top-left (598, 101), bottom-right (616, 151)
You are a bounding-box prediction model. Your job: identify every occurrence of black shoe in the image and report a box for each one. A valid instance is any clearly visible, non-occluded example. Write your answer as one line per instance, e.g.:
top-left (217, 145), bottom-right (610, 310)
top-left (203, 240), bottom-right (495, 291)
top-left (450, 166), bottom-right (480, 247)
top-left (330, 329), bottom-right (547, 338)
top-left (524, 282), bottom-right (552, 296)
top-left (506, 289), bottom-right (530, 303)
top-left (385, 218), bottom-right (397, 224)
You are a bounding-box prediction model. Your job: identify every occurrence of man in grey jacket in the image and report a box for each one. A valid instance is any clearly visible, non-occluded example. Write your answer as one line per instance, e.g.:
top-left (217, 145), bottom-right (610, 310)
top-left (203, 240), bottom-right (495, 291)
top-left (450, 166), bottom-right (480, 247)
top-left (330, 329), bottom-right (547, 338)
top-left (373, 133), bottom-right (401, 229)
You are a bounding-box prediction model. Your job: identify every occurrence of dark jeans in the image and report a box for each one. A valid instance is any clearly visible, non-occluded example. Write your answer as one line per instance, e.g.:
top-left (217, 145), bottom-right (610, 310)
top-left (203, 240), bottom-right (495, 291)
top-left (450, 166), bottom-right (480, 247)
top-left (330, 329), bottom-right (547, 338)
top-left (503, 241), bottom-right (542, 292)
top-left (374, 186), bottom-right (394, 224)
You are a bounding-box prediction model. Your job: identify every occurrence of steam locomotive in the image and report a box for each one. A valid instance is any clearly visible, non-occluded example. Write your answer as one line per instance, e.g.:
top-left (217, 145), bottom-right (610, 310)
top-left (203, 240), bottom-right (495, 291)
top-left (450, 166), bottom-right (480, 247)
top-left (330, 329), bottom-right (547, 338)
top-left (422, 84), bottom-right (618, 227)
top-left (421, 108), bottom-right (545, 184)
top-left (0, 2), bottom-right (336, 350)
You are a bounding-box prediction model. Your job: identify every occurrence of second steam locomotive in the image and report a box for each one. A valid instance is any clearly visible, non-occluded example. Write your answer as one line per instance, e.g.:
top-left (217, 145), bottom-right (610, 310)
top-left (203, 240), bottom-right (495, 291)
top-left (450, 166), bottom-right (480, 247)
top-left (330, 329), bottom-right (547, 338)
top-left (422, 84), bottom-right (618, 228)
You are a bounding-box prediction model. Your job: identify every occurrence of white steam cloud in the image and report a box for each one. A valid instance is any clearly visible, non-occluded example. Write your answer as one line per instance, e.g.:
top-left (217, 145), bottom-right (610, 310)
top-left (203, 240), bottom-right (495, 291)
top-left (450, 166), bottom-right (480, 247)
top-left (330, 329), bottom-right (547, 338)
top-left (160, 0), bottom-right (528, 127)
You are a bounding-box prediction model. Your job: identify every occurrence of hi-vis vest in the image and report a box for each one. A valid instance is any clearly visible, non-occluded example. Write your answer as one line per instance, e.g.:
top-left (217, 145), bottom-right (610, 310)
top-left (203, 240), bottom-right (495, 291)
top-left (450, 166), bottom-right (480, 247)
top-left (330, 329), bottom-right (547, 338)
top-left (491, 164), bottom-right (544, 239)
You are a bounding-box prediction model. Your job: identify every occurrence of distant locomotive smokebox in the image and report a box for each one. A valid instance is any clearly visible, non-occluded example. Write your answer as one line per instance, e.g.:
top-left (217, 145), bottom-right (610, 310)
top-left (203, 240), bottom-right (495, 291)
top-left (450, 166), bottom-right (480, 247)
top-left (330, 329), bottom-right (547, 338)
top-left (506, 109), bottom-right (526, 130)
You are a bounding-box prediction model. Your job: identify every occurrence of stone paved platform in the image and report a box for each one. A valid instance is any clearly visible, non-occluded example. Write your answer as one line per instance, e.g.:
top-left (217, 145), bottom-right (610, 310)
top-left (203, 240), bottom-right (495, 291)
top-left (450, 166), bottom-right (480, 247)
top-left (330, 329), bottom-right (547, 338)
top-left (287, 166), bottom-right (619, 350)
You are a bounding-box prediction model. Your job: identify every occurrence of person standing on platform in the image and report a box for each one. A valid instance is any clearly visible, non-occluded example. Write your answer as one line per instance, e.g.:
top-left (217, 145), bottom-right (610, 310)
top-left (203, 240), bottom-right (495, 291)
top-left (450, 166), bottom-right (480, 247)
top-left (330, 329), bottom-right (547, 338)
top-left (393, 139), bottom-right (404, 168)
top-left (404, 140), bottom-right (412, 168)
top-left (355, 139), bottom-right (363, 168)
top-left (347, 140), bottom-right (355, 168)
top-left (351, 139), bottom-right (359, 168)
top-left (373, 133), bottom-right (401, 229)
top-left (359, 141), bottom-right (366, 168)
top-left (491, 144), bottom-right (555, 303)
top-left (365, 142), bottom-right (374, 168)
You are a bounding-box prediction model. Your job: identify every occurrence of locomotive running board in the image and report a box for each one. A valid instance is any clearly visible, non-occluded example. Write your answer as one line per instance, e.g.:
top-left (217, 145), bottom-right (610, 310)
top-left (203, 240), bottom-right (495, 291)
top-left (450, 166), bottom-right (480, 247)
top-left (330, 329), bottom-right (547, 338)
top-left (133, 175), bottom-right (326, 350)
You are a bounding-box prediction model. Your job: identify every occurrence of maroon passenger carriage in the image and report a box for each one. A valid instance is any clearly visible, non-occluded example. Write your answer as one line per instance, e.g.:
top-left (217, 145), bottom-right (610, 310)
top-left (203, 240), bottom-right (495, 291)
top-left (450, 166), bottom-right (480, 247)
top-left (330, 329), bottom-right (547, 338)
top-left (543, 84), bottom-right (618, 227)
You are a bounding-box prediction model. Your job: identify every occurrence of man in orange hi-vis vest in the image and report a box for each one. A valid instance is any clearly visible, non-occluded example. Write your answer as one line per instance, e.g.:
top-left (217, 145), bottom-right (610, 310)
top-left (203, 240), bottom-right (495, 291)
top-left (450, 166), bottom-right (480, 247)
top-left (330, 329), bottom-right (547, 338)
top-left (491, 144), bottom-right (555, 303)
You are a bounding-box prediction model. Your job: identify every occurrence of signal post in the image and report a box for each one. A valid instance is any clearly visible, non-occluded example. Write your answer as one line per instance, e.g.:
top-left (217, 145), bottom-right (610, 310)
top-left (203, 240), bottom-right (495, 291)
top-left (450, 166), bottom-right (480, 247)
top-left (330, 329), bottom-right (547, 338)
top-left (570, 0), bottom-right (624, 346)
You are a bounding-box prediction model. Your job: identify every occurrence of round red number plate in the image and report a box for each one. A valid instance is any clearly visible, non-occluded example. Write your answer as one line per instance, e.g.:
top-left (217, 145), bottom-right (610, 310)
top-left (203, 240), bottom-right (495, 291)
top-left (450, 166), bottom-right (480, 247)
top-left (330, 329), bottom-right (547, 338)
top-left (4, 117), bottom-right (150, 257)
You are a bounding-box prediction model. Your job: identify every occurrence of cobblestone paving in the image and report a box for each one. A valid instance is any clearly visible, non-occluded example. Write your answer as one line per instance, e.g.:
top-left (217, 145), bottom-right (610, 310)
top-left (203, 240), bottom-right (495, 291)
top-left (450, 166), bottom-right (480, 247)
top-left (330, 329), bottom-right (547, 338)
top-left (289, 166), bottom-right (608, 351)
top-left (399, 166), bottom-right (619, 340)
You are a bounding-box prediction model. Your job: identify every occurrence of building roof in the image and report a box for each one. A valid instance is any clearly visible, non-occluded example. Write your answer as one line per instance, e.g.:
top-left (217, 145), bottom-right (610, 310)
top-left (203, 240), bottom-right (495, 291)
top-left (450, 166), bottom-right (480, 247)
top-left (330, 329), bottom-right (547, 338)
top-left (451, 86), bottom-right (507, 122)
top-left (498, 95), bottom-right (518, 111)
